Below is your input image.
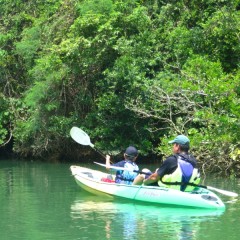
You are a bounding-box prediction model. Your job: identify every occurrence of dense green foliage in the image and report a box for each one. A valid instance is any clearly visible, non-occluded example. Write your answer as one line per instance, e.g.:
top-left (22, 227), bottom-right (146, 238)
top-left (0, 0), bottom-right (239, 175)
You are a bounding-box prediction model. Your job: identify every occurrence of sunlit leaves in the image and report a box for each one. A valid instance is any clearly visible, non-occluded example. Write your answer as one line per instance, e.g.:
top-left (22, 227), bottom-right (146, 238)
top-left (15, 26), bottom-right (41, 67)
top-left (77, 0), bottom-right (114, 16)
top-left (0, 0), bottom-right (239, 168)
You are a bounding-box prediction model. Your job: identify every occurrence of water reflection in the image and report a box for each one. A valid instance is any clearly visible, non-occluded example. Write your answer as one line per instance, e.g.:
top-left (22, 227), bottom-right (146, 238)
top-left (70, 195), bottom-right (225, 240)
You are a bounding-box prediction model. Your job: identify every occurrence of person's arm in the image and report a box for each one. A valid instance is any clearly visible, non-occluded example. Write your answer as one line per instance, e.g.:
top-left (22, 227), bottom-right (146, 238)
top-left (157, 156), bottom-right (177, 179)
top-left (143, 172), bottom-right (160, 185)
top-left (106, 155), bottom-right (111, 170)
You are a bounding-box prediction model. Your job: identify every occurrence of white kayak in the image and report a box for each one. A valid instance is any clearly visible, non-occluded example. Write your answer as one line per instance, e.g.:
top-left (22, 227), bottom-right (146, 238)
top-left (70, 165), bottom-right (225, 209)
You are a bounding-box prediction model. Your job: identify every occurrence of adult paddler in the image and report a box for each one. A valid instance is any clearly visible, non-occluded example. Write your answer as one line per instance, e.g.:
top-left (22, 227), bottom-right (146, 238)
top-left (133, 135), bottom-right (200, 191)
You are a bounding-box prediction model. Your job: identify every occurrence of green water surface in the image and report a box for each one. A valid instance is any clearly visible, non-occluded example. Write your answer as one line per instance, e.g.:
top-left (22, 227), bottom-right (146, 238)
top-left (0, 160), bottom-right (240, 240)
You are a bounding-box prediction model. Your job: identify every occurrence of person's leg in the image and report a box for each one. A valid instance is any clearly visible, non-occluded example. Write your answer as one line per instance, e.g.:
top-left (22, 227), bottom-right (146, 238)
top-left (132, 168), bottom-right (152, 185)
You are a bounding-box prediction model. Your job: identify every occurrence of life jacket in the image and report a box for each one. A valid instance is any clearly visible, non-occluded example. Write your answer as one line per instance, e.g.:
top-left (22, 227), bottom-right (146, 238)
top-left (115, 161), bottom-right (139, 185)
top-left (158, 155), bottom-right (200, 192)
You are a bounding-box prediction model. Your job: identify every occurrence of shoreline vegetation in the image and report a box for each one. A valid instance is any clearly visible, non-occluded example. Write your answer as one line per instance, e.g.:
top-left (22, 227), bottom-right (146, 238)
top-left (0, 1), bottom-right (239, 177)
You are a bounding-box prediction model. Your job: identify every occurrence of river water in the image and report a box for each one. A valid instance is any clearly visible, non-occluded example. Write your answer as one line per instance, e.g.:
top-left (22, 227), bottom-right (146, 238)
top-left (0, 159), bottom-right (240, 240)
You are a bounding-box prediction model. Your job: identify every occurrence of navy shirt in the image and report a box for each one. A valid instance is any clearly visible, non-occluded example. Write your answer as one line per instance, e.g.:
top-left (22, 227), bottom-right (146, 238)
top-left (112, 160), bottom-right (129, 168)
top-left (111, 160), bottom-right (139, 184)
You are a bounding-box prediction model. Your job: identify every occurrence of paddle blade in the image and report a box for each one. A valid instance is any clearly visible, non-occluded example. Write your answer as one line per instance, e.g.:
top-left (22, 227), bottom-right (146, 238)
top-left (207, 186), bottom-right (238, 197)
top-left (70, 127), bottom-right (92, 146)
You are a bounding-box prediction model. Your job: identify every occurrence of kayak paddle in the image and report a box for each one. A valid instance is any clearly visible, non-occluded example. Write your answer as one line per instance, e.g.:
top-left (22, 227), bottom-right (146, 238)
top-left (70, 127), bottom-right (106, 159)
top-left (206, 186), bottom-right (238, 197)
top-left (94, 162), bottom-right (238, 197)
top-left (94, 162), bottom-right (151, 175)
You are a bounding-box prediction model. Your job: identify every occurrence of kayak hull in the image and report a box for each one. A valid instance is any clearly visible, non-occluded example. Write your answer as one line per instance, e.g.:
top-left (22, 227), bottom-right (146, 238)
top-left (70, 165), bottom-right (225, 209)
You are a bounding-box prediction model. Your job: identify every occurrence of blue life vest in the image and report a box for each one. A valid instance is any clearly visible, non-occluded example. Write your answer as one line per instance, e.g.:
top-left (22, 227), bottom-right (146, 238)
top-left (115, 161), bottom-right (139, 185)
top-left (178, 157), bottom-right (194, 191)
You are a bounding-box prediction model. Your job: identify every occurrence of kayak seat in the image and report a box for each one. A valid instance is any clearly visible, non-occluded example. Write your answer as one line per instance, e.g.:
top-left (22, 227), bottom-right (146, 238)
top-left (82, 172), bottom-right (94, 178)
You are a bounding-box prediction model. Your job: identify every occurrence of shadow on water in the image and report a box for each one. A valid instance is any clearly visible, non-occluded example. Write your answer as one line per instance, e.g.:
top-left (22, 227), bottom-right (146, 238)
top-left (71, 192), bottom-right (225, 221)
top-left (70, 191), bottom-right (225, 240)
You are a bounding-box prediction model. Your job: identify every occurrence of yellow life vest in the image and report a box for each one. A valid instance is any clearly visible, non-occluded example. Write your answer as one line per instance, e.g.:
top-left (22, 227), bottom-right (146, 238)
top-left (158, 163), bottom-right (200, 192)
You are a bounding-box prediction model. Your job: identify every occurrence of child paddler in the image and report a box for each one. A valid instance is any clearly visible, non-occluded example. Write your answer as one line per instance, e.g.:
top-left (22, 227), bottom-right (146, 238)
top-left (106, 146), bottom-right (139, 185)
